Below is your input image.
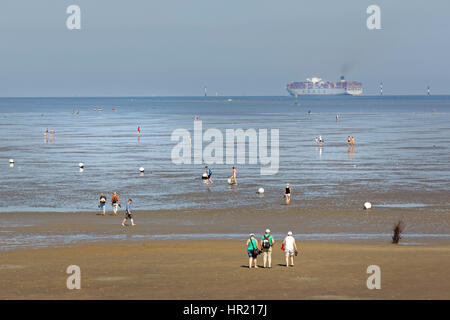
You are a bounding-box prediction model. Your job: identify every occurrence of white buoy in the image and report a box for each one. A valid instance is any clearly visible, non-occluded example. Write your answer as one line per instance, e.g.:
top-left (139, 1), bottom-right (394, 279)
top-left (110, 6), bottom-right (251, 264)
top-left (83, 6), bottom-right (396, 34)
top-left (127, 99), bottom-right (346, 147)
top-left (9, 159), bottom-right (14, 164)
top-left (364, 202), bottom-right (372, 210)
top-left (139, 167), bottom-right (145, 173)
top-left (257, 188), bottom-right (264, 194)
top-left (78, 162), bottom-right (84, 169)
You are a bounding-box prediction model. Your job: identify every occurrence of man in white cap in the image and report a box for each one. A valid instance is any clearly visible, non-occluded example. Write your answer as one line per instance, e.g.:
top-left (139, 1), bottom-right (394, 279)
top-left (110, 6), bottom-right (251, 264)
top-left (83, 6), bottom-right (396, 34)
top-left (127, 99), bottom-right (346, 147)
top-left (282, 231), bottom-right (298, 267)
top-left (261, 229), bottom-right (275, 268)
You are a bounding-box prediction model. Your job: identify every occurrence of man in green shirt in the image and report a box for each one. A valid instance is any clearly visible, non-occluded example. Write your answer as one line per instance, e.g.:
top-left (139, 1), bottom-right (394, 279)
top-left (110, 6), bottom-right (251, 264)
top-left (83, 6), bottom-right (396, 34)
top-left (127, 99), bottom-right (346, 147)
top-left (261, 229), bottom-right (275, 268)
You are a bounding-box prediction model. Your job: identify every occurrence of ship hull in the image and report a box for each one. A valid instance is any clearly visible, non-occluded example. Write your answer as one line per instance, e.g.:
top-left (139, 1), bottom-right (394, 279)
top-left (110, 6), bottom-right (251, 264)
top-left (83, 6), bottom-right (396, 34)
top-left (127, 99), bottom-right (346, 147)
top-left (287, 88), bottom-right (362, 96)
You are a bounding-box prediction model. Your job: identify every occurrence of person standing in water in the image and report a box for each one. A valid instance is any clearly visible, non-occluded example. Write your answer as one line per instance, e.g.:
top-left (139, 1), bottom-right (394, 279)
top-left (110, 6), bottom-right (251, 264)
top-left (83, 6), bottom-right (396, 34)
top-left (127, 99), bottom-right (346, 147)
top-left (137, 126), bottom-right (141, 134)
top-left (246, 234), bottom-right (260, 269)
top-left (229, 166), bottom-right (238, 185)
top-left (205, 165), bottom-right (213, 184)
top-left (99, 193), bottom-right (107, 215)
top-left (351, 136), bottom-right (355, 146)
top-left (284, 184), bottom-right (292, 205)
top-left (347, 136), bottom-right (351, 145)
top-left (111, 192), bottom-right (121, 215)
top-left (121, 199), bottom-right (136, 227)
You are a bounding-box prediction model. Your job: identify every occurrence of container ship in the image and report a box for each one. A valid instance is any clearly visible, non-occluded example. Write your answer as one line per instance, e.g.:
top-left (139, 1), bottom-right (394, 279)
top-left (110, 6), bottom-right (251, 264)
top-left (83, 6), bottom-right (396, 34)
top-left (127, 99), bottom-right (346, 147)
top-left (286, 76), bottom-right (363, 96)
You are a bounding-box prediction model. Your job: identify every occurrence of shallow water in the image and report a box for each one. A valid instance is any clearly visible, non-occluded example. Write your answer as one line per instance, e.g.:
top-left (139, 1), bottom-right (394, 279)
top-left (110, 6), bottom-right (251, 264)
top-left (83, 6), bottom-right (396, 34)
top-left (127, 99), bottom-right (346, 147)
top-left (1, 231), bottom-right (449, 251)
top-left (1, 96), bottom-right (450, 212)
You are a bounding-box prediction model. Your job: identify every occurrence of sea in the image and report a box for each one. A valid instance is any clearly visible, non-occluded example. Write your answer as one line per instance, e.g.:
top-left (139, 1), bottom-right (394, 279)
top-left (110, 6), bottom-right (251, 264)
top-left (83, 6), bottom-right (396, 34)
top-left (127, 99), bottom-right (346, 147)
top-left (1, 95), bottom-right (450, 213)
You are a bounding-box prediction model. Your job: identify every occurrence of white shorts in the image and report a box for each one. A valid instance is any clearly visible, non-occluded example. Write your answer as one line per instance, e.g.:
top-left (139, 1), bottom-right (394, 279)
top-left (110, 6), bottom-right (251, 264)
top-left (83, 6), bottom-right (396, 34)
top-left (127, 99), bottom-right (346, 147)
top-left (284, 249), bottom-right (295, 257)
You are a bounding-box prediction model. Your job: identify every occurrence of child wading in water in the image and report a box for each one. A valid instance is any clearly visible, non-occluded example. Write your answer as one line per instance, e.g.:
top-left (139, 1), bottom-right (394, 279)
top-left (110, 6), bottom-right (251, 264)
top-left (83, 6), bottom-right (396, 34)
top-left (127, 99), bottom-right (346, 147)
top-left (121, 199), bottom-right (136, 226)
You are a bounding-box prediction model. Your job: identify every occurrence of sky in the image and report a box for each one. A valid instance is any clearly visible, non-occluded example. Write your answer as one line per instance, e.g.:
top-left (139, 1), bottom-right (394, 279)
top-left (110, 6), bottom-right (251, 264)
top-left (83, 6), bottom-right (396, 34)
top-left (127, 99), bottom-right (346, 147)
top-left (0, 0), bottom-right (449, 96)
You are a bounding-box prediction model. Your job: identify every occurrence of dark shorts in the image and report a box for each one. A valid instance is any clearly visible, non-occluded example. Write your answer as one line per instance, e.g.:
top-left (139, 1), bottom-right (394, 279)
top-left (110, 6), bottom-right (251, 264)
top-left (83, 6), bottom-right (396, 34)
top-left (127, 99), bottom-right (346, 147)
top-left (125, 213), bottom-right (133, 219)
top-left (247, 250), bottom-right (257, 258)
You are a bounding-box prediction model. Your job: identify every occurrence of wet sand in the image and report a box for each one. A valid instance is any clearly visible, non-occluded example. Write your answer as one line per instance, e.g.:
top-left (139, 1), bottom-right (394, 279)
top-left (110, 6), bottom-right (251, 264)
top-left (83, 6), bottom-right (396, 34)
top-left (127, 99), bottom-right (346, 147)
top-left (1, 240), bottom-right (449, 299)
top-left (1, 206), bottom-right (449, 250)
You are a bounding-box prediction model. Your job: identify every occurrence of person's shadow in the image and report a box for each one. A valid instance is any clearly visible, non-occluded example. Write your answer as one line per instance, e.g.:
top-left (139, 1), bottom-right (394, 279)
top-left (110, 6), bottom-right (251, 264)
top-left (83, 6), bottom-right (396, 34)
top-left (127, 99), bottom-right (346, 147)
top-left (239, 265), bottom-right (267, 269)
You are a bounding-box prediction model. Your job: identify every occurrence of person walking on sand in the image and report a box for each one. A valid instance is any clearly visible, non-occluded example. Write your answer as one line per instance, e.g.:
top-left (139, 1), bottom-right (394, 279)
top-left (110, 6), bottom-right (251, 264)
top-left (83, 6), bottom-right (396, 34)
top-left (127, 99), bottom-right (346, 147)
top-left (111, 192), bottom-right (121, 215)
top-left (282, 231), bottom-right (298, 267)
top-left (99, 193), bottom-right (107, 215)
top-left (121, 199), bottom-right (136, 226)
top-left (246, 234), bottom-right (260, 269)
top-left (261, 229), bottom-right (275, 268)
top-left (229, 166), bottom-right (238, 185)
top-left (284, 184), bottom-right (292, 205)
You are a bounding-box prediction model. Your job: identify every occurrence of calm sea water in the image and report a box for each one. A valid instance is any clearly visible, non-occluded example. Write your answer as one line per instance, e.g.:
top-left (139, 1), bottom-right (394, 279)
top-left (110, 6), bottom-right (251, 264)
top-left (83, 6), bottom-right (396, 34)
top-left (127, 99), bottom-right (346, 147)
top-left (1, 96), bottom-right (450, 212)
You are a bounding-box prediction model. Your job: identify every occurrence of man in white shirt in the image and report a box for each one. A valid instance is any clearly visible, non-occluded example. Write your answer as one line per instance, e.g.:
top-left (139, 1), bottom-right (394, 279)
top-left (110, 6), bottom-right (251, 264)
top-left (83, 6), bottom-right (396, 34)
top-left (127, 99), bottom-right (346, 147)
top-left (282, 231), bottom-right (298, 267)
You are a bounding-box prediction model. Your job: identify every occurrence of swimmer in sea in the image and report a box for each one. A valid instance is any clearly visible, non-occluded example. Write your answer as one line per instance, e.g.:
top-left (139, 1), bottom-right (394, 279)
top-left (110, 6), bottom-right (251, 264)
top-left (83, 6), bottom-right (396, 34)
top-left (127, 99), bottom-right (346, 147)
top-left (229, 166), bottom-right (238, 185)
top-left (284, 184), bottom-right (292, 205)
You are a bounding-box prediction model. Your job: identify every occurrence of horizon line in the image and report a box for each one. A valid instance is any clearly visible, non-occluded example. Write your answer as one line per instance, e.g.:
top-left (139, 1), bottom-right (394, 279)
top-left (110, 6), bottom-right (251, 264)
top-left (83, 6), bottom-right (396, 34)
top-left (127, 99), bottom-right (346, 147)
top-left (0, 94), bottom-right (449, 99)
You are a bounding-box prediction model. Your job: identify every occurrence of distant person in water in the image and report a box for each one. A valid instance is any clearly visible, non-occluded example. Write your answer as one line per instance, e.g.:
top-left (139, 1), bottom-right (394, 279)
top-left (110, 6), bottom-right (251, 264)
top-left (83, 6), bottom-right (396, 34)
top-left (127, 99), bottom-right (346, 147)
top-left (122, 199), bottom-right (136, 226)
top-left (284, 184), bottom-right (291, 205)
top-left (246, 234), bottom-right (260, 269)
top-left (229, 166), bottom-right (238, 185)
top-left (99, 193), bottom-right (107, 215)
top-left (111, 192), bottom-right (121, 215)
top-left (318, 135), bottom-right (323, 146)
top-left (205, 165), bottom-right (213, 184)
top-left (137, 126), bottom-right (141, 134)
top-left (282, 231), bottom-right (298, 267)
top-left (351, 136), bottom-right (355, 146)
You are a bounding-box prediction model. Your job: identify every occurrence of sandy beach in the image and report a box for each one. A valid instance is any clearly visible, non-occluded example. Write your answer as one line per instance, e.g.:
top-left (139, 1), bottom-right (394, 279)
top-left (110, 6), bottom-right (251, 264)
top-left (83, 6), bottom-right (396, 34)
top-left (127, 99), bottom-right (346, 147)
top-left (1, 239), bottom-right (449, 300)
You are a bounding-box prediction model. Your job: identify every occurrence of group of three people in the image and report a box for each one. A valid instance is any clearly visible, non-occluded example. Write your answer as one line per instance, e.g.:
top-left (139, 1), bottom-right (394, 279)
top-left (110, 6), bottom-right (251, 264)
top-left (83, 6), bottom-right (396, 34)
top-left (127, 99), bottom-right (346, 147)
top-left (98, 192), bottom-right (135, 226)
top-left (246, 230), bottom-right (298, 269)
top-left (204, 166), bottom-right (292, 205)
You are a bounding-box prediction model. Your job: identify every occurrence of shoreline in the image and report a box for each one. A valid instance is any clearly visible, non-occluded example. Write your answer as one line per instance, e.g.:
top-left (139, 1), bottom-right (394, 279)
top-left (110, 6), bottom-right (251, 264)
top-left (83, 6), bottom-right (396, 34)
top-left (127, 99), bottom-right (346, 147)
top-left (1, 207), bottom-right (449, 251)
top-left (1, 240), bottom-right (449, 299)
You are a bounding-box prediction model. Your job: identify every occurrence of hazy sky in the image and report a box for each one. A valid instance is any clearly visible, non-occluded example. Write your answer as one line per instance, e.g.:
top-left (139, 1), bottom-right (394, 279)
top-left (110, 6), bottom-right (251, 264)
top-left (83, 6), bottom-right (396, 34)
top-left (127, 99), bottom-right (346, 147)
top-left (0, 0), bottom-right (449, 96)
